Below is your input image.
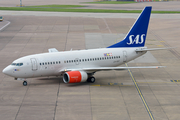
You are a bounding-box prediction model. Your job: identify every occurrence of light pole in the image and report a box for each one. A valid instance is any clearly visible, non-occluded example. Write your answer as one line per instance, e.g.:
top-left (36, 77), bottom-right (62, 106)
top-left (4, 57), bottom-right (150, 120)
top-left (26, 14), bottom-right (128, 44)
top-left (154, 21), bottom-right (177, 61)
top-left (20, 0), bottom-right (22, 7)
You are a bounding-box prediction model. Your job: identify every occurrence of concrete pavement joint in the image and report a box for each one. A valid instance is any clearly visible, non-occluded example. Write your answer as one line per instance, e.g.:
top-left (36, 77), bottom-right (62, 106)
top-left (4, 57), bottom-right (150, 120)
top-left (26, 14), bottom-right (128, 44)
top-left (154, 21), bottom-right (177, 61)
top-left (15, 81), bottom-right (31, 120)
top-left (102, 18), bottom-right (112, 34)
top-left (64, 17), bottom-right (70, 51)
top-left (53, 80), bottom-right (61, 120)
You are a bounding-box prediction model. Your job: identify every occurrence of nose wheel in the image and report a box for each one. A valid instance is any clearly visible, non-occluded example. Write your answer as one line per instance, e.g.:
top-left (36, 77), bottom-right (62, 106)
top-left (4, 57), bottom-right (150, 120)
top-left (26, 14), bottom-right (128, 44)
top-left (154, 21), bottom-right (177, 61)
top-left (23, 81), bottom-right (27, 86)
top-left (87, 77), bottom-right (95, 83)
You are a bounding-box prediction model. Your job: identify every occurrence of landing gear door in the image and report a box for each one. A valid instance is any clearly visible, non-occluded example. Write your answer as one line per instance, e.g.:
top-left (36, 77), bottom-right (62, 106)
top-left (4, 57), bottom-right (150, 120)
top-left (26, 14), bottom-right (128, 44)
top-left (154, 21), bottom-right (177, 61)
top-left (123, 51), bottom-right (127, 62)
top-left (31, 58), bottom-right (38, 71)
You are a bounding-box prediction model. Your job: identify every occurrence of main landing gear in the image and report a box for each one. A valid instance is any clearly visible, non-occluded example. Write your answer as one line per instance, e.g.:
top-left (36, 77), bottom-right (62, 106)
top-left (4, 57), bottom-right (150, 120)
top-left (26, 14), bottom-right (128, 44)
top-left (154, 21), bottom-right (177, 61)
top-left (87, 76), bottom-right (96, 83)
top-left (23, 81), bottom-right (27, 86)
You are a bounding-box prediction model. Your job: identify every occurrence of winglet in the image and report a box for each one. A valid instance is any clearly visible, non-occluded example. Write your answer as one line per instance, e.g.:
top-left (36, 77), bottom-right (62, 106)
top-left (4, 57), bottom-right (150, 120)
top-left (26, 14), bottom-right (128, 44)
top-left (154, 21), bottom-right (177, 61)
top-left (107, 6), bottom-right (152, 48)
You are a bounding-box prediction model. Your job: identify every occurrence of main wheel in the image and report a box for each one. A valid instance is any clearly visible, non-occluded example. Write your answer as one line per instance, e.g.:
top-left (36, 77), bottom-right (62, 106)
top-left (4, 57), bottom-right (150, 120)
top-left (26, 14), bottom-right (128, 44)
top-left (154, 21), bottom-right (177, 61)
top-left (23, 81), bottom-right (27, 86)
top-left (87, 77), bottom-right (95, 83)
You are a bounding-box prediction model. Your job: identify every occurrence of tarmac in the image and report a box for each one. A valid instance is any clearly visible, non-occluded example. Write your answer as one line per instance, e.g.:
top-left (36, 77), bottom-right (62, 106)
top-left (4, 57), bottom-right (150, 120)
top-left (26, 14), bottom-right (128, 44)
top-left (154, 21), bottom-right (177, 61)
top-left (0, 2), bottom-right (180, 120)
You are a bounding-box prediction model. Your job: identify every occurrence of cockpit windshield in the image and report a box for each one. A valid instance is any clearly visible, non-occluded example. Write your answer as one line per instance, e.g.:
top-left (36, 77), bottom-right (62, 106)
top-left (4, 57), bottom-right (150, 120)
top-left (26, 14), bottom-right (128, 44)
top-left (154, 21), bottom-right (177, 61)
top-left (11, 63), bottom-right (23, 66)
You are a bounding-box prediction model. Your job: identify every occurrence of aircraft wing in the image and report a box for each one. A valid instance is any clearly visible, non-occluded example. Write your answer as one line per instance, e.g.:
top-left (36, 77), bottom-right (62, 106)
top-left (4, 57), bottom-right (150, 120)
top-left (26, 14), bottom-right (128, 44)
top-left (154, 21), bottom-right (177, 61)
top-left (48, 48), bottom-right (59, 53)
top-left (60, 66), bottom-right (165, 72)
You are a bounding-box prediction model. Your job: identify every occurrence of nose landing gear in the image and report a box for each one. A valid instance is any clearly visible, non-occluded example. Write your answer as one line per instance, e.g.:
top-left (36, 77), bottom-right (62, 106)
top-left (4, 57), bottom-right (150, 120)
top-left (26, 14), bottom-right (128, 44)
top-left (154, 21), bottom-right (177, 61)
top-left (15, 78), bottom-right (28, 86)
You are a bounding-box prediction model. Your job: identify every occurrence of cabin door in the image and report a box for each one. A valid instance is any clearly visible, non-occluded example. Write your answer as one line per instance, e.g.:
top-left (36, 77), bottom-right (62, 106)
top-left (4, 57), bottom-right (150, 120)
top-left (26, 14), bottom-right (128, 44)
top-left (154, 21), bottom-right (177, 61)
top-left (123, 51), bottom-right (127, 62)
top-left (31, 58), bottom-right (38, 71)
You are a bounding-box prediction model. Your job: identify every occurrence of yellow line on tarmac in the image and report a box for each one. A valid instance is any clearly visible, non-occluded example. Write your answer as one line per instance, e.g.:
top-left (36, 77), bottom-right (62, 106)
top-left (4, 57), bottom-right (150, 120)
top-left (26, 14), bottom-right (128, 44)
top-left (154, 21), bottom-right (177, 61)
top-left (125, 63), bottom-right (154, 120)
top-left (91, 84), bottom-right (132, 87)
top-left (91, 84), bottom-right (100, 86)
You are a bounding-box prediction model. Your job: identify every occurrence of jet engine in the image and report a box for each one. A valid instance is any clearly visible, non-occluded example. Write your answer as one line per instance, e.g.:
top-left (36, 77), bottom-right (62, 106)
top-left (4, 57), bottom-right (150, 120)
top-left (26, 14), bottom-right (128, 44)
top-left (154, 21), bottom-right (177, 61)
top-left (63, 71), bottom-right (88, 83)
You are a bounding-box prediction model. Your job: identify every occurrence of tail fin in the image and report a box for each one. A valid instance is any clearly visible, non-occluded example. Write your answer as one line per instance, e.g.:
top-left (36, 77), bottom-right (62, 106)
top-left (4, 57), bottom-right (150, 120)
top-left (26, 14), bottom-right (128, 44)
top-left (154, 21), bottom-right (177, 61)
top-left (107, 6), bottom-right (152, 48)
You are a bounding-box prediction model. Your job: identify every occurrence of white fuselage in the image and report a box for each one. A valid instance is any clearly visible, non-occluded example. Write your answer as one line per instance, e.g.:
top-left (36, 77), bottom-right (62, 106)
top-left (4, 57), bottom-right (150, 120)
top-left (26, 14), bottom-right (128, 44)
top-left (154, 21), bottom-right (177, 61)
top-left (3, 47), bottom-right (146, 79)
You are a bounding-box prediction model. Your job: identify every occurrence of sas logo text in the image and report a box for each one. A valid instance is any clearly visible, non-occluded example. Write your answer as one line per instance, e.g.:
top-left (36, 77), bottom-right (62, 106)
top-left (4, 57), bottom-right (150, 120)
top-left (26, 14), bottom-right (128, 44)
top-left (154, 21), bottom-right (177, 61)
top-left (127, 34), bottom-right (145, 45)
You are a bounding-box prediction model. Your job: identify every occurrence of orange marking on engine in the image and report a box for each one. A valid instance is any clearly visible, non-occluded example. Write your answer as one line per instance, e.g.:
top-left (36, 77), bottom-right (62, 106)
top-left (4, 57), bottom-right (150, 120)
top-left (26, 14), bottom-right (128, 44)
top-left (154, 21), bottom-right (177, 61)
top-left (68, 71), bottom-right (82, 83)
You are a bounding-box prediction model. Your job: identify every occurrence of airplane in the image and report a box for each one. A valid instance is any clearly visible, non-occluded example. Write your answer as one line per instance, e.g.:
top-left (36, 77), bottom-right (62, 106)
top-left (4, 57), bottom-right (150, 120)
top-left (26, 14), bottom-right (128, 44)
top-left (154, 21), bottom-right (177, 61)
top-left (2, 6), bottom-right (166, 86)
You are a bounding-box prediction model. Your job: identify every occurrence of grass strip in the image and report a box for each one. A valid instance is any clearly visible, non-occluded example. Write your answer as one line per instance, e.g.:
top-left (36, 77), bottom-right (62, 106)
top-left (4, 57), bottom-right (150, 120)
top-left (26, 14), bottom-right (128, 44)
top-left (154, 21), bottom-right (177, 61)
top-left (0, 7), bottom-right (180, 14)
top-left (82, 1), bottom-right (136, 4)
top-left (28, 5), bottom-right (86, 8)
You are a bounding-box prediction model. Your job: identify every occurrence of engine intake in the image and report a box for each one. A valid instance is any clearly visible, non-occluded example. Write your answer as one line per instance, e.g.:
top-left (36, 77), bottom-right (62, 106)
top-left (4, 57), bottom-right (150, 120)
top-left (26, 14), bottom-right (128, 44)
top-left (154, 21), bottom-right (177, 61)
top-left (63, 71), bottom-right (88, 83)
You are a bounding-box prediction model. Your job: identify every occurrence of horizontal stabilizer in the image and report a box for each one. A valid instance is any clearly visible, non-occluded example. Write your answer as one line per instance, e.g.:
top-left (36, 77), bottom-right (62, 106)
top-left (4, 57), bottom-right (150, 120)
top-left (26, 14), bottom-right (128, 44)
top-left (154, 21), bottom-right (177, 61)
top-left (135, 47), bottom-right (175, 52)
top-left (48, 48), bottom-right (59, 53)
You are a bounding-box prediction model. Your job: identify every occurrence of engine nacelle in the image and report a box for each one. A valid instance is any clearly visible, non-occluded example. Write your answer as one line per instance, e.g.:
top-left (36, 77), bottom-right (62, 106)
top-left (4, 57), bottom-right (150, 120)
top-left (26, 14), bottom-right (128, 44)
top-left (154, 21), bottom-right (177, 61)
top-left (63, 71), bottom-right (88, 83)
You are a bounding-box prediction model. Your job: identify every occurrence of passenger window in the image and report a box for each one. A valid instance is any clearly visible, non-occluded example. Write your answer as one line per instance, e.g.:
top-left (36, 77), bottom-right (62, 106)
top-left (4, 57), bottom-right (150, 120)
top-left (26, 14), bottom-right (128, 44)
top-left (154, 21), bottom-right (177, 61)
top-left (95, 58), bottom-right (96, 60)
top-left (82, 59), bottom-right (84, 62)
top-left (40, 63), bottom-right (41, 65)
top-left (56, 61), bottom-right (58, 64)
top-left (100, 58), bottom-right (101, 60)
top-left (119, 56), bottom-right (120, 58)
top-left (53, 62), bottom-right (55, 64)
top-left (67, 61), bottom-right (68, 63)
top-left (79, 59), bottom-right (81, 62)
top-left (102, 57), bottom-right (104, 60)
top-left (97, 58), bottom-right (99, 60)
top-left (42, 63), bottom-right (44, 65)
top-left (45, 62), bottom-right (47, 65)
top-left (87, 59), bottom-right (89, 61)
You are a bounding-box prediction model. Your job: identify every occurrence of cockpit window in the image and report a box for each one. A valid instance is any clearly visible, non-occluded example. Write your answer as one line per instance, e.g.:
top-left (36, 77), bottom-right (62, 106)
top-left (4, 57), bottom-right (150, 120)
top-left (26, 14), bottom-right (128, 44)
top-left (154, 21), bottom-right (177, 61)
top-left (11, 63), bottom-right (16, 66)
top-left (11, 63), bottom-right (23, 66)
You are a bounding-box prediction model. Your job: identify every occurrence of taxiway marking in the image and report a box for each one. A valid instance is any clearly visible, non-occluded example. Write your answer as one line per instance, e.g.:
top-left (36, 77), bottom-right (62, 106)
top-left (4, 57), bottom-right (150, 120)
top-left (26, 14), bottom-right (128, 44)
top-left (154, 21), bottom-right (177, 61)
top-left (125, 63), bottom-right (155, 120)
top-left (0, 21), bottom-right (10, 31)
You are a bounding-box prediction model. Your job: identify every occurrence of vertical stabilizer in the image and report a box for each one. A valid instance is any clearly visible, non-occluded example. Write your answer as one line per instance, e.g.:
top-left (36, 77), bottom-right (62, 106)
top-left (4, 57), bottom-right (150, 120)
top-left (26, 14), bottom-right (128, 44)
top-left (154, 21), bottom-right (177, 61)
top-left (107, 6), bottom-right (152, 48)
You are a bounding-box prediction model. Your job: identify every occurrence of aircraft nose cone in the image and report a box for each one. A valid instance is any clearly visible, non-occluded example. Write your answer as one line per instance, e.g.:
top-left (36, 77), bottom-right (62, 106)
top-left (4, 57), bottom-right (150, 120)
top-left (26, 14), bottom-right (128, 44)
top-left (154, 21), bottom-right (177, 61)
top-left (3, 67), bottom-right (8, 74)
top-left (2, 66), bottom-right (12, 76)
